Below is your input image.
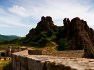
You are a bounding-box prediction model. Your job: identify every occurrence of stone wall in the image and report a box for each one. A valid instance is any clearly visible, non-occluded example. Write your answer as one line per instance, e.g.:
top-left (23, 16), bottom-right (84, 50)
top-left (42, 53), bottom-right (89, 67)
top-left (12, 50), bottom-right (94, 70)
top-left (28, 50), bottom-right (42, 55)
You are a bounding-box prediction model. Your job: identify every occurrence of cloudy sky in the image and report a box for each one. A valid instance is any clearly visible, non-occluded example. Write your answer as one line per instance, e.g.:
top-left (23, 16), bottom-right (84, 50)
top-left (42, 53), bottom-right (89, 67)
top-left (0, 0), bottom-right (94, 36)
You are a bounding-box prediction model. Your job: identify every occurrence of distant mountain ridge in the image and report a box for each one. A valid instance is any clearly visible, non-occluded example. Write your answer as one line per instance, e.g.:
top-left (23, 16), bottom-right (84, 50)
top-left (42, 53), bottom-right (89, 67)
top-left (0, 34), bottom-right (19, 42)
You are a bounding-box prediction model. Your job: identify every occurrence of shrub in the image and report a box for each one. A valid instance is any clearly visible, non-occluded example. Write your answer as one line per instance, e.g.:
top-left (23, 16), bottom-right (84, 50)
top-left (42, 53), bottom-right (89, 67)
top-left (57, 39), bottom-right (68, 51)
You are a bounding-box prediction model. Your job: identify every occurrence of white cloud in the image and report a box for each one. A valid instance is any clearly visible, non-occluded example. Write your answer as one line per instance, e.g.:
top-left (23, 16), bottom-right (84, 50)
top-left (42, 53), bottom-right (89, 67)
top-left (8, 5), bottom-right (30, 17)
top-left (0, 7), bottom-right (31, 28)
top-left (1, 20), bottom-right (31, 29)
top-left (2, 0), bottom-right (94, 28)
top-left (14, 0), bottom-right (88, 17)
top-left (0, 24), bottom-right (10, 28)
top-left (0, 17), bottom-right (31, 28)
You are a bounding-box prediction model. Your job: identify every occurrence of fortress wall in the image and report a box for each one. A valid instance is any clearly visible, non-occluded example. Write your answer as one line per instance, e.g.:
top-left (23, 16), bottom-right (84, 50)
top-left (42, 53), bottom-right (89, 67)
top-left (12, 50), bottom-right (94, 70)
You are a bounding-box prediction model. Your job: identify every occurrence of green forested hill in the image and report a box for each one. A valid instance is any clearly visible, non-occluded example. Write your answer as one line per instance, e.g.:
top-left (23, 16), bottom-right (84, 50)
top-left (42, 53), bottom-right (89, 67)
top-left (0, 34), bottom-right (19, 42)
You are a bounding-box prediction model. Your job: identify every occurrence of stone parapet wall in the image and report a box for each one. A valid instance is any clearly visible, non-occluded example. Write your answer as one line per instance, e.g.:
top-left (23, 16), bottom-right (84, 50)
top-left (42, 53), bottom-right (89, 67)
top-left (48, 50), bottom-right (84, 57)
top-left (28, 49), bottom-right (84, 58)
top-left (28, 50), bottom-right (42, 55)
top-left (12, 50), bottom-right (94, 70)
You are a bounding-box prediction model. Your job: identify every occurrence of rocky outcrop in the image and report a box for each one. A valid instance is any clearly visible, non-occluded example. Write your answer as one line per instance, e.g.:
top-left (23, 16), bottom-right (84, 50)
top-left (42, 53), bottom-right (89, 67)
top-left (62, 17), bottom-right (89, 49)
top-left (24, 16), bottom-right (57, 46)
top-left (61, 17), bottom-right (94, 58)
top-left (36, 16), bottom-right (55, 31)
top-left (23, 16), bottom-right (94, 58)
top-left (26, 16), bottom-right (55, 38)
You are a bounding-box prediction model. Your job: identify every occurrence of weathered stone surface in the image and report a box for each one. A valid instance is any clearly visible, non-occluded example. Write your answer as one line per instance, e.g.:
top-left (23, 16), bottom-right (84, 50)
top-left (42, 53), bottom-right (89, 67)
top-left (28, 50), bottom-right (42, 55)
top-left (12, 50), bottom-right (94, 70)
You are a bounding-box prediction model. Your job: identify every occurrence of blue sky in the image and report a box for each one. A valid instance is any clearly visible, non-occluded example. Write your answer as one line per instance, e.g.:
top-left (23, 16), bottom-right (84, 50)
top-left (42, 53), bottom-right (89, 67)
top-left (0, 0), bottom-right (94, 36)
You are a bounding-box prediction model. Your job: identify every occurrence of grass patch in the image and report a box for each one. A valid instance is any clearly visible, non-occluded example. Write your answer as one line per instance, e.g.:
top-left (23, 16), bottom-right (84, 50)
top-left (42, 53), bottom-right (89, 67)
top-left (0, 60), bottom-right (11, 70)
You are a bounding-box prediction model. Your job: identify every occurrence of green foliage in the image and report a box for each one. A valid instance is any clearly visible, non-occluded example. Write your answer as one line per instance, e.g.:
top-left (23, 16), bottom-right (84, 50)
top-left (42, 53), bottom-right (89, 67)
top-left (26, 37), bottom-right (49, 47)
top-left (22, 30), bottom-right (57, 47)
top-left (0, 37), bottom-right (24, 46)
top-left (0, 60), bottom-right (11, 70)
top-left (57, 39), bottom-right (68, 51)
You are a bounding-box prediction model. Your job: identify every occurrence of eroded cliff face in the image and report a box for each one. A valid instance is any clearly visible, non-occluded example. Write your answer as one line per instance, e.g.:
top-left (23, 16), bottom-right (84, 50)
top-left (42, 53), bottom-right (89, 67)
top-left (62, 17), bottom-right (93, 49)
top-left (23, 16), bottom-right (94, 58)
top-left (62, 17), bottom-right (94, 58)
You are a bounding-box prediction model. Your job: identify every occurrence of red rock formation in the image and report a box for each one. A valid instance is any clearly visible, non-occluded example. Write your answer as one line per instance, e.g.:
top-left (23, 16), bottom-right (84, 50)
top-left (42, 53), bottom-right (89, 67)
top-left (63, 17), bottom-right (94, 58)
